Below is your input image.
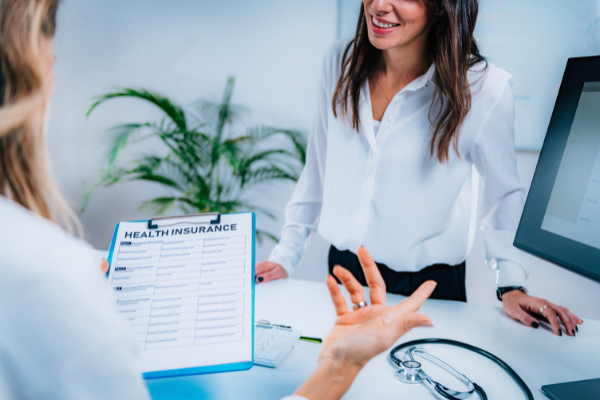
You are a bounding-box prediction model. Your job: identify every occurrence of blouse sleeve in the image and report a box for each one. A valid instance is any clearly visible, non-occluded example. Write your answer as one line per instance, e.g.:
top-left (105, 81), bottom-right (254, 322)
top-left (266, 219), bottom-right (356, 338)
top-left (267, 58), bottom-right (329, 276)
top-left (469, 77), bottom-right (531, 287)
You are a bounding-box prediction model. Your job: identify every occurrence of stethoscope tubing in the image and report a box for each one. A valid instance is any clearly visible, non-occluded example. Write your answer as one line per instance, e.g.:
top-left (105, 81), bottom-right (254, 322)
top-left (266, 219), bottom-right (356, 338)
top-left (390, 338), bottom-right (534, 400)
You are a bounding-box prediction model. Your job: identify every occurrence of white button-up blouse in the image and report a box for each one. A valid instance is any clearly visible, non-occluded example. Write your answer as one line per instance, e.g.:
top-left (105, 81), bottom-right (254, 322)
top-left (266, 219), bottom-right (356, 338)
top-left (269, 40), bottom-right (530, 287)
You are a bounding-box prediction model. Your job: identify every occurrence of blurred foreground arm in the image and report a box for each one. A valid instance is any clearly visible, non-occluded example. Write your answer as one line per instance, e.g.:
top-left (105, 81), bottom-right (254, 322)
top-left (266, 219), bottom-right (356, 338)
top-left (293, 247), bottom-right (436, 400)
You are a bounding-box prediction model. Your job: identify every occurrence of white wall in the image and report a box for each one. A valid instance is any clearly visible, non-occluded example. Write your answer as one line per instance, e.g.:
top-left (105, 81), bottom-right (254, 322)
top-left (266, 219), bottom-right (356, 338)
top-left (50, 0), bottom-right (338, 254)
top-left (49, 0), bottom-right (600, 320)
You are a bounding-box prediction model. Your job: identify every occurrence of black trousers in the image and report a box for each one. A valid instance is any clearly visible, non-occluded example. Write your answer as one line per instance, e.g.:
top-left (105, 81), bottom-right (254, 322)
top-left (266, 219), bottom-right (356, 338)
top-left (328, 246), bottom-right (467, 302)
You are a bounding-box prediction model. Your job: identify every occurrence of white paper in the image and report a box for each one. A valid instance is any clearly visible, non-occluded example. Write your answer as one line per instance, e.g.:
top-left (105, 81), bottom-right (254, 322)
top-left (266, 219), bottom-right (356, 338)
top-left (107, 213), bottom-right (254, 374)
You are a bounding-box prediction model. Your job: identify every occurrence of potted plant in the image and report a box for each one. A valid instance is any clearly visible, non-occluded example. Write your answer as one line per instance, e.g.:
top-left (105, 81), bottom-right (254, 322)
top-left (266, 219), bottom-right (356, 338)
top-left (82, 77), bottom-right (306, 243)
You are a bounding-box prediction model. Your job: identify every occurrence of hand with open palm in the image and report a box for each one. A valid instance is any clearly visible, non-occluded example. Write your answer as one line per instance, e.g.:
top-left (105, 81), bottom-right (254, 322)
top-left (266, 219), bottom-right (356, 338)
top-left (294, 246), bottom-right (436, 400)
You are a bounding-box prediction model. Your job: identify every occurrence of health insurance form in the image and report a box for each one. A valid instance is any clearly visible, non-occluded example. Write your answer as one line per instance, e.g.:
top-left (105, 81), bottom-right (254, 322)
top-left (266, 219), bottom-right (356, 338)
top-left (106, 213), bottom-right (255, 375)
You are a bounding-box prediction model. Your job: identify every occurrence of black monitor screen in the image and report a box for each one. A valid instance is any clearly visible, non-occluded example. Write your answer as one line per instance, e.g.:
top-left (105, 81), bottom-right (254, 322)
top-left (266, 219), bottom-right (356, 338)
top-left (542, 82), bottom-right (600, 247)
top-left (515, 56), bottom-right (600, 283)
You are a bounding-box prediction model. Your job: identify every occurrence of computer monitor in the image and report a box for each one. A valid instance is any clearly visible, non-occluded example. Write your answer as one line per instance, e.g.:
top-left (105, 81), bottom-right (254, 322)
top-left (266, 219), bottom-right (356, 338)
top-left (514, 55), bottom-right (600, 284)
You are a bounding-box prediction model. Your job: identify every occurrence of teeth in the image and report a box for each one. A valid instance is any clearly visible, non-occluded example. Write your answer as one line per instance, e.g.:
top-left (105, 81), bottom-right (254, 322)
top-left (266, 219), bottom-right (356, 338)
top-left (373, 17), bottom-right (396, 29)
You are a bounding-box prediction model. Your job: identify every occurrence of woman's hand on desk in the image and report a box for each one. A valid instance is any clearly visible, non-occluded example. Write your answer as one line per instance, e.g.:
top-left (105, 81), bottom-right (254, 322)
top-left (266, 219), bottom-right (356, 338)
top-left (502, 291), bottom-right (583, 337)
top-left (294, 247), bottom-right (436, 400)
top-left (255, 261), bottom-right (288, 283)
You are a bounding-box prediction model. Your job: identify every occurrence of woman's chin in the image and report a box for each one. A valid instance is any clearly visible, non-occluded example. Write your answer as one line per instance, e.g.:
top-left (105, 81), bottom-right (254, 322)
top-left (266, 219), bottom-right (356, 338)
top-left (367, 34), bottom-right (404, 51)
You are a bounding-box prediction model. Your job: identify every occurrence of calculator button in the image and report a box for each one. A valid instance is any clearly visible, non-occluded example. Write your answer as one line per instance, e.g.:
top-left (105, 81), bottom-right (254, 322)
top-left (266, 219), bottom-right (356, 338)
top-left (274, 342), bottom-right (285, 349)
top-left (265, 349), bottom-right (280, 361)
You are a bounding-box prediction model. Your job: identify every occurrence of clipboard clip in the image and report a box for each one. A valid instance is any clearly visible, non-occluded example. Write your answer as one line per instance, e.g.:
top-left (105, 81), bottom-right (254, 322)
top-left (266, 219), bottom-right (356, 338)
top-left (147, 212), bottom-right (221, 230)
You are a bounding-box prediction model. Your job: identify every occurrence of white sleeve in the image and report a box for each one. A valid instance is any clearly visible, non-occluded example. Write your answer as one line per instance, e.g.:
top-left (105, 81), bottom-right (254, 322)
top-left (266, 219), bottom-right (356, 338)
top-left (280, 397), bottom-right (310, 400)
top-left (55, 336), bottom-right (151, 400)
top-left (469, 78), bottom-right (531, 287)
top-left (4, 274), bottom-right (150, 400)
top-left (267, 60), bottom-right (329, 276)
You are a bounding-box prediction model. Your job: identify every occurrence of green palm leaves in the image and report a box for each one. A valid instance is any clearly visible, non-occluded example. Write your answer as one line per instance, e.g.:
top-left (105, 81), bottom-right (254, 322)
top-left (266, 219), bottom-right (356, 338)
top-left (82, 77), bottom-right (306, 243)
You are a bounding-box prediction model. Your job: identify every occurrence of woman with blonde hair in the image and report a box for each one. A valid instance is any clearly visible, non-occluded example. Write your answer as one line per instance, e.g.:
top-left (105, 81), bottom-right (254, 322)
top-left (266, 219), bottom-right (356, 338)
top-left (0, 1), bottom-right (436, 399)
top-left (0, 0), bottom-right (151, 398)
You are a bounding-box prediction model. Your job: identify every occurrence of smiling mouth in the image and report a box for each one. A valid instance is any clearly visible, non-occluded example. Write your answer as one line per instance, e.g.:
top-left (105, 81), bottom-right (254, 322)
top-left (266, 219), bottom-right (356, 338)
top-left (371, 15), bottom-right (400, 29)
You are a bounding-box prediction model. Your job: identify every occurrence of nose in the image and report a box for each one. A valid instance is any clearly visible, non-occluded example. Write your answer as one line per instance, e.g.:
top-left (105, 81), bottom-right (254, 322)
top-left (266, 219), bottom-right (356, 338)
top-left (369, 0), bottom-right (394, 13)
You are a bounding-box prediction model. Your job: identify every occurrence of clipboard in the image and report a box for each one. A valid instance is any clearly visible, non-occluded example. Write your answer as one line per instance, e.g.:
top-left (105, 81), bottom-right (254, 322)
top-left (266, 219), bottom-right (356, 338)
top-left (105, 212), bottom-right (256, 379)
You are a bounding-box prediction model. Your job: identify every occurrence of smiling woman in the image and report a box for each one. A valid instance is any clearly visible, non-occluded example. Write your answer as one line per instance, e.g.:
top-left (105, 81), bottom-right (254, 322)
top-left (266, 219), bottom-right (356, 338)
top-left (334, 0), bottom-right (484, 163)
top-left (259, 0), bottom-right (583, 339)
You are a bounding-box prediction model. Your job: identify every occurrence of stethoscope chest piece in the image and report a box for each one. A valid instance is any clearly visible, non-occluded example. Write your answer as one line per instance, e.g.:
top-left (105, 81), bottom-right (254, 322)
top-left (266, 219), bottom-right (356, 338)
top-left (395, 360), bottom-right (425, 384)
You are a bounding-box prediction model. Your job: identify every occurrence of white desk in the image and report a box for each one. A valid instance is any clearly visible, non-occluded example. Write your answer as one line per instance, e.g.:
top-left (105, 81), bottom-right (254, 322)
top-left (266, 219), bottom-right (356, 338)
top-left (146, 279), bottom-right (600, 400)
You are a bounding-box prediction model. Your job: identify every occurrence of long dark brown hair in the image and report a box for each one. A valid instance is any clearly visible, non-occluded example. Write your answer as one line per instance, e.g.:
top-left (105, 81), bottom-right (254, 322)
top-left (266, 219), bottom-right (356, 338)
top-left (332, 0), bottom-right (486, 163)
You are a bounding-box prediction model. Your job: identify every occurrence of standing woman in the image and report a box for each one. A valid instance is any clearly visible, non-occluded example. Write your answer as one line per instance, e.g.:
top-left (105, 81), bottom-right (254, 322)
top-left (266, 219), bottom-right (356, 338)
top-left (256, 0), bottom-right (583, 336)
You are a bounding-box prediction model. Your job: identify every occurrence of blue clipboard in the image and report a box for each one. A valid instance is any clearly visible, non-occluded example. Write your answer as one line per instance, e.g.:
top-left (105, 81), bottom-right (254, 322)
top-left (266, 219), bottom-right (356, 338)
top-left (105, 212), bottom-right (256, 379)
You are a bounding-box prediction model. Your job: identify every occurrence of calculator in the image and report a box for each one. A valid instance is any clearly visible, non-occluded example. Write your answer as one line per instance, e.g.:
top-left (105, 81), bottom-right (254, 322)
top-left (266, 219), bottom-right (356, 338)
top-left (254, 323), bottom-right (302, 368)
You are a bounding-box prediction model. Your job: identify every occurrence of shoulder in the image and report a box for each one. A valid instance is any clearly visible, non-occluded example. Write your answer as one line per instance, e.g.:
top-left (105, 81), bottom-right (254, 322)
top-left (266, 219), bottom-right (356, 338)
top-left (465, 60), bottom-right (514, 123)
top-left (0, 197), bottom-right (98, 280)
top-left (468, 61), bottom-right (513, 104)
top-left (320, 39), bottom-right (353, 89)
top-left (324, 39), bottom-right (353, 69)
top-left (0, 197), bottom-right (111, 320)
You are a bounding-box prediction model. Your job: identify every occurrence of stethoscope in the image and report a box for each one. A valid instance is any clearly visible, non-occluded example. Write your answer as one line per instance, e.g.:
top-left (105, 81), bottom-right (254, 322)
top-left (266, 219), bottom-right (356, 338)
top-left (389, 338), bottom-right (534, 400)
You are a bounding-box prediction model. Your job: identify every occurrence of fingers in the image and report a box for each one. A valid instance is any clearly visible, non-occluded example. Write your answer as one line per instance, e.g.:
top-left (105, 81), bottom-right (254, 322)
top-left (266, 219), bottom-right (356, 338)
top-left (506, 293), bottom-right (579, 337)
top-left (390, 313), bottom-right (433, 339)
top-left (100, 258), bottom-right (109, 274)
top-left (333, 265), bottom-right (366, 306)
top-left (541, 307), bottom-right (563, 336)
top-left (549, 304), bottom-right (578, 336)
top-left (402, 313), bottom-right (434, 330)
top-left (357, 246), bottom-right (386, 306)
top-left (508, 306), bottom-right (540, 330)
top-left (326, 275), bottom-right (349, 316)
top-left (256, 265), bottom-right (288, 284)
top-left (255, 261), bottom-right (277, 276)
top-left (255, 262), bottom-right (288, 284)
top-left (397, 281), bottom-right (437, 312)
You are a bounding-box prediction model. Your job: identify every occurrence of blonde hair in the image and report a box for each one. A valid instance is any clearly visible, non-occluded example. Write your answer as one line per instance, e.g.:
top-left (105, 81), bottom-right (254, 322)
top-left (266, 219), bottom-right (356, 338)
top-left (0, 0), bottom-right (81, 235)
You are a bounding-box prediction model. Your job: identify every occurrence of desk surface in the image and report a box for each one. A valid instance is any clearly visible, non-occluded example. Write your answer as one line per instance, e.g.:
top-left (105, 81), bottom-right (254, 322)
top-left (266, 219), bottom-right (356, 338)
top-left (147, 279), bottom-right (600, 400)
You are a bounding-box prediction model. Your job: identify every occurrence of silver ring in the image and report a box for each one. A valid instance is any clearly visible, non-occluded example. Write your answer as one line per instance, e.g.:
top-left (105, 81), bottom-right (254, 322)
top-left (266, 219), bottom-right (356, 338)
top-left (539, 305), bottom-right (549, 316)
top-left (353, 301), bottom-right (368, 311)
